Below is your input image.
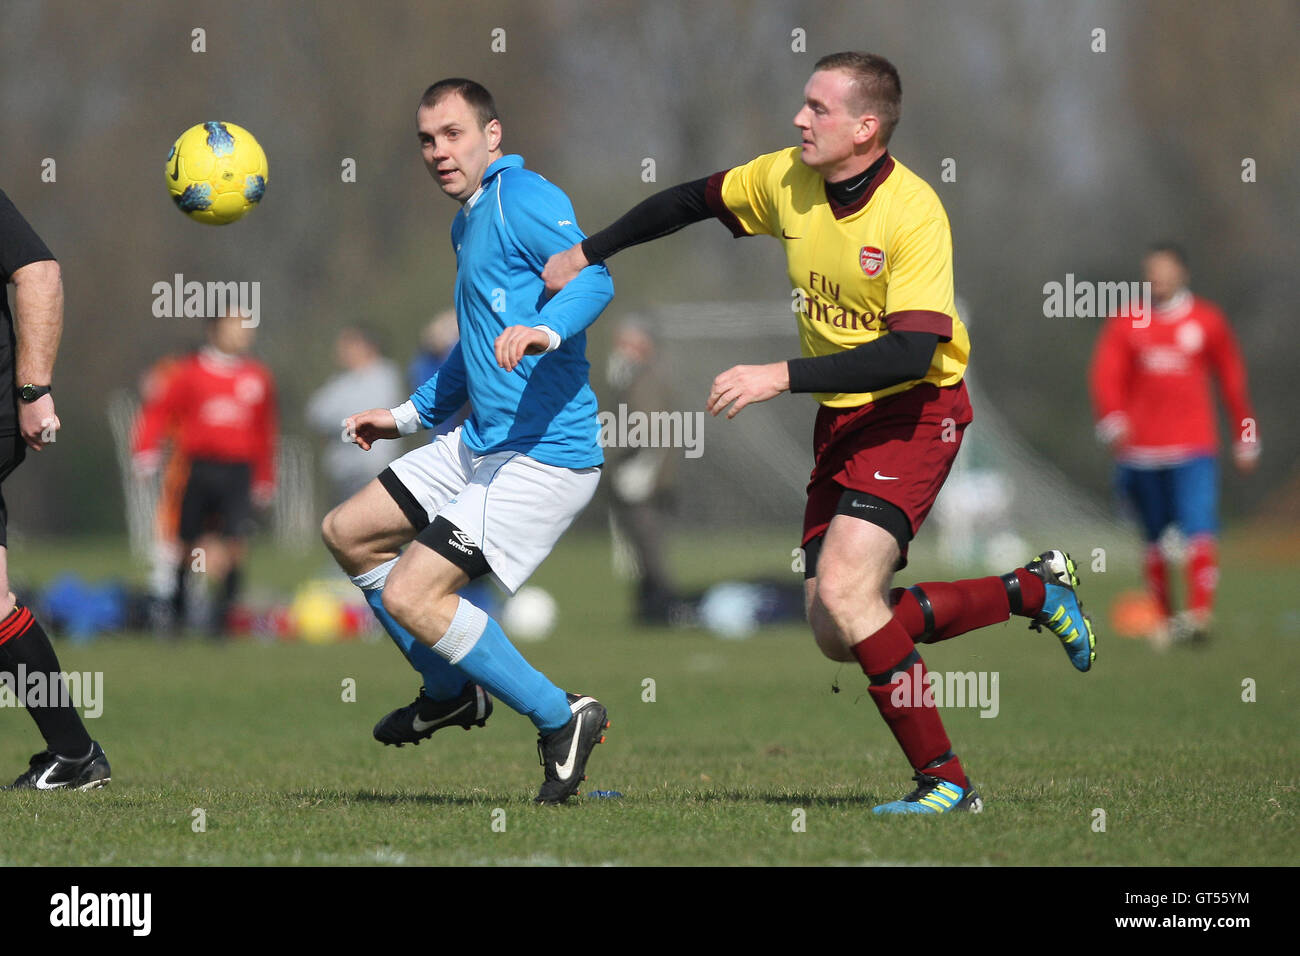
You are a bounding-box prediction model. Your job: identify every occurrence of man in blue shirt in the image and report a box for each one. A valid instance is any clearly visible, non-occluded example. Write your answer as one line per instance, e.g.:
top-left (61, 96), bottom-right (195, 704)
top-left (322, 79), bottom-right (613, 804)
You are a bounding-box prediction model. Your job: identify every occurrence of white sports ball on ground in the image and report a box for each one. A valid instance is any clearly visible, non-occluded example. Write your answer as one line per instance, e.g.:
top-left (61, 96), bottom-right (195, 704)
top-left (698, 582), bottom-right (762, 640)
top-left (502, 586), bottom-right (557, 642)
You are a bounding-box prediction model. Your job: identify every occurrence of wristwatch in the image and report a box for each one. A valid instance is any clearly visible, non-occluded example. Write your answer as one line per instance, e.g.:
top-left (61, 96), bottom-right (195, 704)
top-left (19, 384), bottom-right (52, 402)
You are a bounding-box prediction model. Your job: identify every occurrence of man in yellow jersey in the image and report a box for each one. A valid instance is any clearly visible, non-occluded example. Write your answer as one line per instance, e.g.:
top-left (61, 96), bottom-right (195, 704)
top-left (544, 52), bottom-right (1096, 813)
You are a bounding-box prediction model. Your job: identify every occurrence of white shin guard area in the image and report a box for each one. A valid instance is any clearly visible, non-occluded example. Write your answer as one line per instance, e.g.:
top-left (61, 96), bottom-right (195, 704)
top-left (432, 597), bottom-right (489, 665)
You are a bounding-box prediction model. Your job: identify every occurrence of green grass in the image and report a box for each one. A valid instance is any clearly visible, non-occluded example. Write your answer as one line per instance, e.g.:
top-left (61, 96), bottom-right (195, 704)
top-left (1, 530), bottom-right (1296, 865)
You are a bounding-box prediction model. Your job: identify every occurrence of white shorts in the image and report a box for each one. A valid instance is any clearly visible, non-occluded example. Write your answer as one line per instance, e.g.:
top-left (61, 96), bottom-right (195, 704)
top-left (386, 427), bottom-right (600, 594)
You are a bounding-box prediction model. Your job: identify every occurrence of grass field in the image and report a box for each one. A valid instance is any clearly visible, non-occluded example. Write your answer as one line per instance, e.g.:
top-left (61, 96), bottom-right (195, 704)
top-left (1, 529), bottom-right (1296, 866)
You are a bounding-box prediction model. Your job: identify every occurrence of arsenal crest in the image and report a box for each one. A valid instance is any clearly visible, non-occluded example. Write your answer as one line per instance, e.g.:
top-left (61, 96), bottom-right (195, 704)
top-left (860, 246), bottom-right (884, 276)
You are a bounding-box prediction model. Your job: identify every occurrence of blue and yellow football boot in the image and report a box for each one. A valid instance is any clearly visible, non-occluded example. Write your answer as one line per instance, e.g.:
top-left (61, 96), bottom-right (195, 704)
top-left (872, 773), bottom-right (984, 815)
top-left (1024, 549), bottom-right (1097, 672)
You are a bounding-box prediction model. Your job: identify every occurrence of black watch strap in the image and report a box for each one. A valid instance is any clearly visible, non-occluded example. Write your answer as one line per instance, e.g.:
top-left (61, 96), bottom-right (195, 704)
top-left (19, 384), bottom-right (52, 402)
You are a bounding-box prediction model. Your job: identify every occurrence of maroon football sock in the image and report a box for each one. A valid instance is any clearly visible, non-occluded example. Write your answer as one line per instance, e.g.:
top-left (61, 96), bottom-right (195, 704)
top-left (923, 752), bottom-right (969, 789)
top-left (890, 572), bottom-right (1043, 644)
top-left (1010, 568), bottom-right (1046, 617)
top-left (852, 617), bottom-right (966, 787)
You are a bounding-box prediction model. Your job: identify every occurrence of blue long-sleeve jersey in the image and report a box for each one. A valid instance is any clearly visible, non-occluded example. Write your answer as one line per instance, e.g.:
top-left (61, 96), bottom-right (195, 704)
top-left (408, 155), bottom-right (613, 468)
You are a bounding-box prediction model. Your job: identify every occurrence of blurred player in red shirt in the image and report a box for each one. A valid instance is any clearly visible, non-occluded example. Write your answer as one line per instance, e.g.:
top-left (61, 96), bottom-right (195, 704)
top-left (133, 311), bottom-right (277, 635)
top-left (1090, 243), bottom-right (1259, 644)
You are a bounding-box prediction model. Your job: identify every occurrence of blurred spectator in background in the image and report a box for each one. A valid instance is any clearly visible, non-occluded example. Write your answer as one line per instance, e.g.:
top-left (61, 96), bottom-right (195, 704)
top-left (137, 355), bottom-right (188, 631)
top-left (1090, 242), bottom-right (1259, 646)
top-left (605, 320), bottom-right (682, 625)
top-left (307, 324), bottom-right (405, 503)
top-left (133, 311), bottom-right (278, 636)
top-left (408, 309), bottom-right (468, 437)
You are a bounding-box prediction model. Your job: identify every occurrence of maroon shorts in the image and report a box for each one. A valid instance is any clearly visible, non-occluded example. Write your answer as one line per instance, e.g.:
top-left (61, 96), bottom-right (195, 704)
top-left (802, 381), bottom-right (973, 563)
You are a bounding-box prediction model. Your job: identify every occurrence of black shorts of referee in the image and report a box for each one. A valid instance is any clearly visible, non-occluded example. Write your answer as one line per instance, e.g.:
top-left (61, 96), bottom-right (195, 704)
top-left (178, 459), bottom-right (255, 542)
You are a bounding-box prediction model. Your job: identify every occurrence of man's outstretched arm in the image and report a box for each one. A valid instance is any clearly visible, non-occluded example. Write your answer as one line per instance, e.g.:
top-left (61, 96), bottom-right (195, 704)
top-left (542, 177), bottom-right (713, 292)
top-left (708, 331), bottom-right (940, 419)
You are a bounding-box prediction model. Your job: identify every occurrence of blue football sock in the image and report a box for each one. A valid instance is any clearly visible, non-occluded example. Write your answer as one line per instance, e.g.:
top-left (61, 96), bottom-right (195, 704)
top-left (358, 579), bottom-right (467, 702)
top-left (436, 598), bottom-right (570, 733)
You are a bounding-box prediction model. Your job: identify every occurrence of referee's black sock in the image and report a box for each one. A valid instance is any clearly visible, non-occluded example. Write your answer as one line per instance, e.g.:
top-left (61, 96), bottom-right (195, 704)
top-left (172, 560), bottom-right (189, 620)
top-left (221, 565), bottom-right (242, 609)
top-left (0, 604), bottom-right (94, 758)
top-left (210, 565), bottom-right (242, 635)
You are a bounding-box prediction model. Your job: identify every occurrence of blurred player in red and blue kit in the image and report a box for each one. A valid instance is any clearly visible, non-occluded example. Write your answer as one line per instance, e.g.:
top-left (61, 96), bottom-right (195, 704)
top-left (1090, 243), bottom-right (1259, 645)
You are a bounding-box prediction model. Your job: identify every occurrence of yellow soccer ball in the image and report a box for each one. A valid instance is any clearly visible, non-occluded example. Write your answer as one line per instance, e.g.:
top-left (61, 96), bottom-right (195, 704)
top-left (290, 582), bottom-right (346, 645)
top-left (165, 121), bottom-right (268, 225)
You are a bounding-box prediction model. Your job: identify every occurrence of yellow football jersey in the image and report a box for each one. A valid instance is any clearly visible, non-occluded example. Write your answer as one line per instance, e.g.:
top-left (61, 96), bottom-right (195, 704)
top-left (711, 147), bottom-right (969, 407)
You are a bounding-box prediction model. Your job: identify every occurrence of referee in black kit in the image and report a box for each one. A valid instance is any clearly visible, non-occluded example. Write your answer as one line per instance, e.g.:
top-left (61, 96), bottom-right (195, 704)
top-left (0, 188), bottom-right (109, 790)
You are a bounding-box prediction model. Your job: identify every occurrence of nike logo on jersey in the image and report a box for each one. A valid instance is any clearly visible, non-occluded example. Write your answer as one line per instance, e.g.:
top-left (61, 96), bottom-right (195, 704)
top-left (874, 471), bottom-right (899, 480)
top-left (412, 700), bottom-right (472, 733)
top-left (554, 713), bottom-right (585, 780)
top-left (557, 220), bottom-right (572, 226)
top-left (782, 229), bottom-right (801, 239)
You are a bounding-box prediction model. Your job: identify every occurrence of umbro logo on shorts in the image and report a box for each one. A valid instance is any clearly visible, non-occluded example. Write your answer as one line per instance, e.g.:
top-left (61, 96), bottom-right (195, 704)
top-left (449, 529), bottom-right (477, 555)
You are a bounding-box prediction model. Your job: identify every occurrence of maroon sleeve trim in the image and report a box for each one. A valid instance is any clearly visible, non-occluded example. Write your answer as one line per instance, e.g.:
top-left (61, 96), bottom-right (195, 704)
top-left (704, 169), bottom-right (750, 238)
top-left (885, 309), bottom-right (953, 340)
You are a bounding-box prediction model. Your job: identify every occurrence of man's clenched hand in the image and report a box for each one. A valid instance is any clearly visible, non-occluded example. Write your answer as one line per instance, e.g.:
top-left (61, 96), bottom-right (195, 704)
top-left (343, 408), bottom-right (399, 451)
top-left (541, 243), bottom-right (590, 294)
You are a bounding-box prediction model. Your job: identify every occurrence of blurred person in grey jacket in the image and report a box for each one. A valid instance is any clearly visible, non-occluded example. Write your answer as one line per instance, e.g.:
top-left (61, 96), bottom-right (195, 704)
top-left (307, 325), bottom-right (406, 503)
top-left (605, 320), bottom-right (683, 625)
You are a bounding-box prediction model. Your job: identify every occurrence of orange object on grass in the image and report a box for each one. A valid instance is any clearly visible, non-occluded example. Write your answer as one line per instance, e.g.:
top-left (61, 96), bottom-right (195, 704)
top-left (1110, 590), bottom-right (1165, 639)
